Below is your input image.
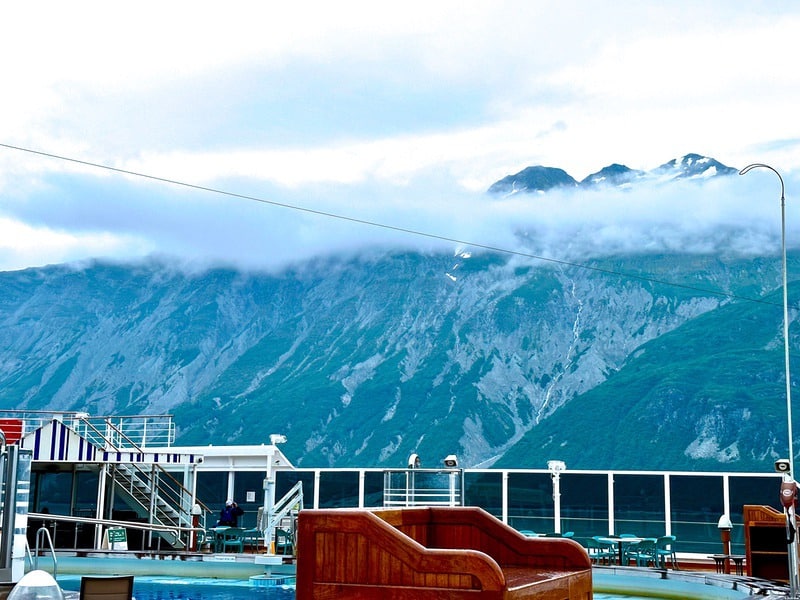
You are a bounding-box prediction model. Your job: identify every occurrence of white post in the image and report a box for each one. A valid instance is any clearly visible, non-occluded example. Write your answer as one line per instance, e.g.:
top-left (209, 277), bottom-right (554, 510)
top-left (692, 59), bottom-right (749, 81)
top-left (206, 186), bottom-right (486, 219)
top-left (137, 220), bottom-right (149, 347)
top-left (95, 464), bottom-right (109, 548)
top-left (548, 460), bottom-right (566, 534)
top-left (608, 473), bottom-right (615, 536)
top-left (501, 471), bottom-right (509, 524)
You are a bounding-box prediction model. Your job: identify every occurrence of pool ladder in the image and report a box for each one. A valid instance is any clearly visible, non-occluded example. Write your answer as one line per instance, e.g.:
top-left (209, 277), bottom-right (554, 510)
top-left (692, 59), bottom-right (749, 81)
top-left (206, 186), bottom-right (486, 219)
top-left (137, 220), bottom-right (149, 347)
top-left (25, 527), bottom-right (58, 579)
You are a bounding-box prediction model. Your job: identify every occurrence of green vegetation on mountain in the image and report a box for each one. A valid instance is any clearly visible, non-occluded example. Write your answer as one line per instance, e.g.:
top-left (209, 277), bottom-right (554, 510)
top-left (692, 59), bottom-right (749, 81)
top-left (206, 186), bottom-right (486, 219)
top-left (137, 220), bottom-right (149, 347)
top-left (0, 250), bottom-right (798, 472)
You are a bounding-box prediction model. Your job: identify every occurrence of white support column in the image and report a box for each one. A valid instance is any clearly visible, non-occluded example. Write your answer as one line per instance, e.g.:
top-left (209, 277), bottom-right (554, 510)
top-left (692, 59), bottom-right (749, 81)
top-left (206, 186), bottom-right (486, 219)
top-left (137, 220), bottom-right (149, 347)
top-left (607, 473), bottom-right (615, 535)
top-left (227, 470), bottom-right (236, 503)
top-left (722, 474), bottom-right (731, 521)
top-left (502, 471), bottom-right (509, 524)
top-left (94, 464), bottom-right (109, 549)
top-left (664, 473), bottom-right (672, 536)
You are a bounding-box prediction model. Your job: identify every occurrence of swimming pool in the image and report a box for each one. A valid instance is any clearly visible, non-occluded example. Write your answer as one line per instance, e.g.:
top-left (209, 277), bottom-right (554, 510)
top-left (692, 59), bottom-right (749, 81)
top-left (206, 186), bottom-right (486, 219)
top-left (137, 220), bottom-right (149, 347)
top-left (54, 572), bottom-right (757, 600)
top-left (57, 576), bottom-right (295, 600)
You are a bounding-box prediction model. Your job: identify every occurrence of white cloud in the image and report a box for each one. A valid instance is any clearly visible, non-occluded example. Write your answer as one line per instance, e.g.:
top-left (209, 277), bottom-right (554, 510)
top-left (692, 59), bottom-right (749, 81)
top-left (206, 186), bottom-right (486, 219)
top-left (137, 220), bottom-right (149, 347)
top-left (0, 217), bottom-right (152, 272)
top-left (2, 1), bottom-right (800, 271)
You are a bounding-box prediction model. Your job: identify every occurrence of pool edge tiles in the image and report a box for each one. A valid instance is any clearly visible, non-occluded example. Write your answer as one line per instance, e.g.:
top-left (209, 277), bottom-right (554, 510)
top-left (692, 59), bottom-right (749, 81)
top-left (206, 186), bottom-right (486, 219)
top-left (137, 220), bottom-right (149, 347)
top-left (250, 575), bottom-right (297, 587)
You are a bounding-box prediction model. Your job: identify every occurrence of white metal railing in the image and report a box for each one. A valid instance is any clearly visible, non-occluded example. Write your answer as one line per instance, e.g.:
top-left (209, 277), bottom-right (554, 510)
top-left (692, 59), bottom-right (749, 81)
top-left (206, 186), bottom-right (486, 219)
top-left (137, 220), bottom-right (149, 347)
top-left (26, 512), bottom-right (196, 544)
top-left (283, 466), bottom-right (786, 555)
top-left (265, 481), bottom-right (304, 533)
top-left (0, 411), bottom-right (175, 447)
top-left (383, 468), bottom-right (464, 507)
top-left (28, 527), bottom-right (58, 578)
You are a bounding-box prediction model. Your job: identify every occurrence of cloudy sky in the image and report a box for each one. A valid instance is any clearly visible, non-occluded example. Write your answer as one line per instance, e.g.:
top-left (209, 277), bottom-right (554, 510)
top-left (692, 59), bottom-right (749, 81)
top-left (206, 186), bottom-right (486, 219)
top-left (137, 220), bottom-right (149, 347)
top-left (1, 1), bottom-right (800, 272)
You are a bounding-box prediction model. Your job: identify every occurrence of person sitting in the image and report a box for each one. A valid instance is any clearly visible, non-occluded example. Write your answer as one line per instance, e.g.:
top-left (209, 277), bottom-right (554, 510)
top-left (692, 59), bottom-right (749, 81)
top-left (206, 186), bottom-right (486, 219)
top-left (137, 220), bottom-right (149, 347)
top-left (217, 499), bottom-right (244, 526)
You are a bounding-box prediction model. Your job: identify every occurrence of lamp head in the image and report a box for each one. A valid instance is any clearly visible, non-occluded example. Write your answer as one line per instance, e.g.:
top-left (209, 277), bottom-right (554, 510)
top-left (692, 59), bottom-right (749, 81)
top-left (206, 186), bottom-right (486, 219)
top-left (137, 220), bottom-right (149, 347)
top-left (739, 163), bottom-right (767, 176)
top-left (776, 458), bottom-right (792, 474)
top-left (738, 163), bottom-right (785, 198)
top-left (443, 454), bottom-right (458, 468)
top-left (407, 453), bottom-right (420, 469)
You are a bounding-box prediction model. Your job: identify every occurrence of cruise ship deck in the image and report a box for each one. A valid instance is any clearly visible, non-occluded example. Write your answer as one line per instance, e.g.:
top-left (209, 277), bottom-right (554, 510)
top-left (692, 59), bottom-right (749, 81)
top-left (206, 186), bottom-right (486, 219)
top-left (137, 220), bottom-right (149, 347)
top-left (0, 411), bottom-right (796, 598)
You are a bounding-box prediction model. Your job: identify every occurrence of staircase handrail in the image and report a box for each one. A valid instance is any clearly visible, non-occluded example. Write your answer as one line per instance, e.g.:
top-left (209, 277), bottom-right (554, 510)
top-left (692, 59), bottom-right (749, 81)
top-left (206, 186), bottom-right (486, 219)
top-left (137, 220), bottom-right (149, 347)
top-left (110, 465), bottom-right (179, 527)
top-left (113, 462), bottom-right (193, 523)
top-left (75, 417), bottom-right (211, 548)
top-left (265, 481), bottom-right (304, 532)
top-left (82, 417), bottom-right (211, 515)
top-left (27, 511), bottom-right (200, 541)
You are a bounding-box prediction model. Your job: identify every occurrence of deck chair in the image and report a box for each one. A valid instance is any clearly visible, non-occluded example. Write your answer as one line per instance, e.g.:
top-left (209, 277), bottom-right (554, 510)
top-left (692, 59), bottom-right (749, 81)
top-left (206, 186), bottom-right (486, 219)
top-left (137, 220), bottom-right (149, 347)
top-left (275, 528), bottom-right (294, 555)
top-left (242, 507), bottom-right (265, 551)
top-left (655, 535), bottom-right (678, 569)
top-left (626, 538), bottom-right (658, 567)
top-left (220, 527), bottom-right (246, 552)
top-left (79, 576), bottom-right (134, 600)
top-left (585, 537), bottom-right (614, 565)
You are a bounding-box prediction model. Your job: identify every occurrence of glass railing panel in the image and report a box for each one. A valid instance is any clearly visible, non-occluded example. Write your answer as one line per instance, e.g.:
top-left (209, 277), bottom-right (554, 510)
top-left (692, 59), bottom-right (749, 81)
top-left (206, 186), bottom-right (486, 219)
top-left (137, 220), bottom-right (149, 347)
top-left (464, 471), bottom-right (502, 518)
top-left (614, 473), bottom-right (666, 538)
top-left (560, 473), bottom-right (609, 537)
top-left (318, 471), bottom-right (360, 508)
top-left (507, 471), bottom-right (552, 534)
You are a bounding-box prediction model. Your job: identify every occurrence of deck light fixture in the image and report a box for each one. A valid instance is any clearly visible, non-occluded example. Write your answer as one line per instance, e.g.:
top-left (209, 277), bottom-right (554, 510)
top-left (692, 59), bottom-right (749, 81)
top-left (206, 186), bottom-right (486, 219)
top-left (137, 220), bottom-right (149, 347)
top-left (443, 454), bottom-right (458, 468)
top-left (407, 453), bottom-right (420, 469)
top-left (740, 163), bottom-right (799, 597)
top-left (547, 460), bottom-right (566, 534)
top-left (269, 434), bottom-right (287, 445)
top-left (717, 514), bottom-right (733, 574)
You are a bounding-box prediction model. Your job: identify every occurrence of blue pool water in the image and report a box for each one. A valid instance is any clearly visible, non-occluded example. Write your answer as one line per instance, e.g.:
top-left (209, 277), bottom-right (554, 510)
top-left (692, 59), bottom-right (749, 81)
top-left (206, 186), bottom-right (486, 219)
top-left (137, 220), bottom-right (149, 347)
top-left (54, 574), bottom-right (752, 600)
top-left (57, 576), bottom-right (295, 600)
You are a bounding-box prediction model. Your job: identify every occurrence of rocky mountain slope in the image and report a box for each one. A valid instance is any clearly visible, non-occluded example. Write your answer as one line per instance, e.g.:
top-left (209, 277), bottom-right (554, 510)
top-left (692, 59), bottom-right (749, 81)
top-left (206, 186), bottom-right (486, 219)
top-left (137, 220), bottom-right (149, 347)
top-left (1, 245), bottom-right (796, 471)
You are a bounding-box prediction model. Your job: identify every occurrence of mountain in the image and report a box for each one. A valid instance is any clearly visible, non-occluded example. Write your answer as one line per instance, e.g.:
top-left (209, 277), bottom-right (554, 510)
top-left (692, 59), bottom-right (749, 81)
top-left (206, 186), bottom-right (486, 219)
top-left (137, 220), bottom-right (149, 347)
top-left (487, 166), bottom-right (578, 195)
top-left (0, 250), bottom-right (797, 472)
top-left (488, 153), bottom-right (736, 194)
top-left (580, 163), bottom-right (645, 187)
top-left (652, 153), bottom-right (739, 181)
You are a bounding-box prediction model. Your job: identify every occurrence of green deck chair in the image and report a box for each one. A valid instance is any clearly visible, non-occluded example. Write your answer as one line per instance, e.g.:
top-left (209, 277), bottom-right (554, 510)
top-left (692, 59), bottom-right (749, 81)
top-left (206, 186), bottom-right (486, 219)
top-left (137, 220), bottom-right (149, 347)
top-left (655, 535), bottom-right (678, 569)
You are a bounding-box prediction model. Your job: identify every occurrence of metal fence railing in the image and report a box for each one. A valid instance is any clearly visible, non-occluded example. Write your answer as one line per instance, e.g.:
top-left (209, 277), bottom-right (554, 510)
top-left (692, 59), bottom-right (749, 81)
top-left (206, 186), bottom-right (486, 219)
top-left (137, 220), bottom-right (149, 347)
top-left (0, 410), bottom-right (175, 448)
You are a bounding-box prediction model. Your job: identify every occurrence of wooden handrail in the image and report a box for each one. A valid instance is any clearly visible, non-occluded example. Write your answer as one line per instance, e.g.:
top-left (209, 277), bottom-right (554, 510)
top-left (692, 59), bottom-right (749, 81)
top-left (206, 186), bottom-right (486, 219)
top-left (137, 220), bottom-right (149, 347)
top-left (297, 506), bottom-right (593, 599)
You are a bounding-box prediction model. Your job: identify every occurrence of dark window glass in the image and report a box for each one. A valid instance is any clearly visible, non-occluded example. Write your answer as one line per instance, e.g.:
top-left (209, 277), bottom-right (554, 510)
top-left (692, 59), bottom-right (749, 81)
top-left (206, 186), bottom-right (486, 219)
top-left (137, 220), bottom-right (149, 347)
top-left (318, 471), bottom-right (360, 508)
top-left (465, 471), bottom-right (502, 517)
top-left (670, 475), bottom-right (723, 554)
top-left (560, 473), bottom-right (609, 538)
top-left (614, 474), bottom-right (665, 538)
top-left (34, 472), bottom-right (73, 515)
top-left (197, 471), bottom-right (229, 524)
top-left (507, 472), bottom-right (552, 534)
top-left (74, 470), bottom-right (99, 513)
top-left (234, 471), bottom-right (266, 528)
top-left (364, 471), bottom-right (384, 508)
top-left (276, 471), bottom-right (315, 508)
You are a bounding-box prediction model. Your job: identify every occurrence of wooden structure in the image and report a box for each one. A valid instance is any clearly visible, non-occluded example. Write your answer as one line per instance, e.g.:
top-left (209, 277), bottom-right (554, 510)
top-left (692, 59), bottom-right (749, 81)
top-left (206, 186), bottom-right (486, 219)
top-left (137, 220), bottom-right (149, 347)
top-left (296, 506), bottom-right (592, 599)
top-left (743, 504), bottom-right (797, 582)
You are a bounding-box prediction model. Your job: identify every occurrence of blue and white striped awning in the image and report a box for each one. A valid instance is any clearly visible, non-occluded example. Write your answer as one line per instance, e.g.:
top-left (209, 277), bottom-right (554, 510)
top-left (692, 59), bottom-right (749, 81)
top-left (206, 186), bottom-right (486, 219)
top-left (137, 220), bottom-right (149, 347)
top-left (21, 419), bottom-right (202, 464)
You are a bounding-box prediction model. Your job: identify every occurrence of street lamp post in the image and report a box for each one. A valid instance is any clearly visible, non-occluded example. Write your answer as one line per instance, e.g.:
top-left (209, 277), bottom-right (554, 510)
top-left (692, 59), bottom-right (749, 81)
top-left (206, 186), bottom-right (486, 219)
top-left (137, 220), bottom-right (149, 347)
top-left (740, 164), bottom-right (798, 597)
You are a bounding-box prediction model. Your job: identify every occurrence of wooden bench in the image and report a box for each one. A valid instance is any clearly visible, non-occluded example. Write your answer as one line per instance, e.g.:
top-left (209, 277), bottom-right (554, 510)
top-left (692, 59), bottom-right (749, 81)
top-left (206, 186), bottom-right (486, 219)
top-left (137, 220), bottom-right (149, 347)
top-left (296, 506), bottom-right (592, 599)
